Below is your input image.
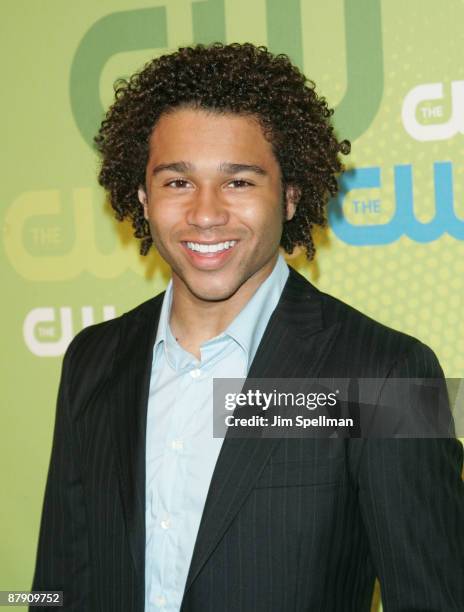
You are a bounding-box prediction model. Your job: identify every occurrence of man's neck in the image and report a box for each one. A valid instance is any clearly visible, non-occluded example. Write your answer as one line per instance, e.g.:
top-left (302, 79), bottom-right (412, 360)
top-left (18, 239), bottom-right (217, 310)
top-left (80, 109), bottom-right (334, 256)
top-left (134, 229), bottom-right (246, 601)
top-left (169, 258), bottom-right (277, 359)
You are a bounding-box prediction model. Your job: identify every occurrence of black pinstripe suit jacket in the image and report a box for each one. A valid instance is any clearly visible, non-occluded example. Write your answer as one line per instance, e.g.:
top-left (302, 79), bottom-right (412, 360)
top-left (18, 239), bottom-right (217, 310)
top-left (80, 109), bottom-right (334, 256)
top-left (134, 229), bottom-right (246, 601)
top-left (31, 265), bottom-right (464, 611)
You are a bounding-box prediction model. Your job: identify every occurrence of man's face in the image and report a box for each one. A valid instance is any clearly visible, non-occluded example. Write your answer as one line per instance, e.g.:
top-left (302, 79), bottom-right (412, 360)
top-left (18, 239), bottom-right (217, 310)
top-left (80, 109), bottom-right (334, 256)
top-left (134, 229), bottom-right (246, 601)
top-left (139, 107), bottom-right (296, 303)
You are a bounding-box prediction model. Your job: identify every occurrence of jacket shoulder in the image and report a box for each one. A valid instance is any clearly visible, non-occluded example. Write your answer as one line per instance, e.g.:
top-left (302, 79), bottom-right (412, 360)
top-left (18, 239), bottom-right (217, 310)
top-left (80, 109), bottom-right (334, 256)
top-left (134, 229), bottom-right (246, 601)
top-left (61, 292), bottom-right (165, 385)
top-left (287, 266), bottom-right (436, 377)
top-left (320, 288), bottom-right (437, 377)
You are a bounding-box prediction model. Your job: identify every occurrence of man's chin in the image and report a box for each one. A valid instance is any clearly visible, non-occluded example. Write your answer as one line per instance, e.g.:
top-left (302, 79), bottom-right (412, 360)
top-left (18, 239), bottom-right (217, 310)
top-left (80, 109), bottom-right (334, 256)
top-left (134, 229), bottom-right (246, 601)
top-left (178, 272), bottom-right (245, 303)
top-left (172, 265), bottom-right (258, 304)
top-left (188, 284), bottom-right (241, 303)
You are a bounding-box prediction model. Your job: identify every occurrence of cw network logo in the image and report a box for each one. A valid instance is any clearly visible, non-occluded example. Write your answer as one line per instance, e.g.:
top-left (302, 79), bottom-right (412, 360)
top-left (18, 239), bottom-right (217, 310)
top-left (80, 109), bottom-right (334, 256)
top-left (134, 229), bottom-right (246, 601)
top-left (71, 0), bottom-right (383, 145)
top-left (402, 81), bottom-right (464, 141)
top-left (23, 305), bottom-right (116, 357)
top-left (328, 161), bottom-right (463, 245)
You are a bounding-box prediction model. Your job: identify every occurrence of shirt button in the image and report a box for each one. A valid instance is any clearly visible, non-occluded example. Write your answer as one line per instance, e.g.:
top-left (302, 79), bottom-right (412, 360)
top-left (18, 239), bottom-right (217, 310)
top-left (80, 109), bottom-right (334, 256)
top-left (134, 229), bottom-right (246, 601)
top-left (160, 518), bottom-right (171, 530)
top-left (154, 595), bottom-right (166, 607)
top-left (171, 439), bottom-right (184, 451)
top-left (190, 368), bottom-right (201, 378)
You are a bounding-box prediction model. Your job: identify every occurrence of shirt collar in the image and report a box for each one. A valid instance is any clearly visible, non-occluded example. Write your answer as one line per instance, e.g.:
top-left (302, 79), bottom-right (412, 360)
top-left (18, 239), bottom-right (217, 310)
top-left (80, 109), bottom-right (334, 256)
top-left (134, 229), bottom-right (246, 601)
top-left (154, 253), bottom-right (289, 370)
top-left (224, 253), bottom-right (288, 368)
top-left (154, 278), bottom-right (173, 352)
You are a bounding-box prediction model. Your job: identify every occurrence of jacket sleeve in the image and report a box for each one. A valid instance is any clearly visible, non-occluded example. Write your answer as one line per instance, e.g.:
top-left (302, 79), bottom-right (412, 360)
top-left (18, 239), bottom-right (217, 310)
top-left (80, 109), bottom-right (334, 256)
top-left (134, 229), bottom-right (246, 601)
top-left (356, 341), bottom-right (464, 611)
top-left (30, 336), bottom-right (91, 611)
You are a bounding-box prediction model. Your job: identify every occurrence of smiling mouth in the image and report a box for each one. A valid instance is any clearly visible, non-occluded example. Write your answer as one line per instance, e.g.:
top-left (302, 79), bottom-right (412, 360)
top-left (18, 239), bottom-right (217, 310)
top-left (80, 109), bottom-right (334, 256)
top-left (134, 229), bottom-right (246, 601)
top-left (183, 240), bottom-right (237, 254)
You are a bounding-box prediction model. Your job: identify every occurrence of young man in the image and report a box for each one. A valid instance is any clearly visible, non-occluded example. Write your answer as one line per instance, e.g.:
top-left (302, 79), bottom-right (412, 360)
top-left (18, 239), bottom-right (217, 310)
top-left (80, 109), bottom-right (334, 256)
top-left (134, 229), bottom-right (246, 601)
top-left (32, 43), bottom-right (464, 611)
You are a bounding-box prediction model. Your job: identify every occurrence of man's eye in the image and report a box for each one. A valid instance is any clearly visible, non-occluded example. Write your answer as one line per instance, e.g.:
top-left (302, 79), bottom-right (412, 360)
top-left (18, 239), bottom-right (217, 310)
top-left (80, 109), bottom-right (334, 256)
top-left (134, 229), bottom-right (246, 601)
top-left (166, 179), bottom-right (190, 188)
top-left (228, 179), bottom-right (253, 188)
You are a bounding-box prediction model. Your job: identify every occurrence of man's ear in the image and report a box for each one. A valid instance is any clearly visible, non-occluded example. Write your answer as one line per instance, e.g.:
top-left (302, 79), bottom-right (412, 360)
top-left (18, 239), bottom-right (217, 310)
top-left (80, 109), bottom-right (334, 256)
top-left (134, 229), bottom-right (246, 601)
top-left (284, 185), bottom-right (301, 221)
top-left (138, 187), bottom-right (148, 220)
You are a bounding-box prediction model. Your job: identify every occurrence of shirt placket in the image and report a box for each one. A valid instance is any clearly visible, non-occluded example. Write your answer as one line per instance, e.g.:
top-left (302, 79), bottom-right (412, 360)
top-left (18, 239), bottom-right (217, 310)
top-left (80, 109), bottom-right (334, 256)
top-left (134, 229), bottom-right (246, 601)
top-left (156, 358), bottom-right (204, 610)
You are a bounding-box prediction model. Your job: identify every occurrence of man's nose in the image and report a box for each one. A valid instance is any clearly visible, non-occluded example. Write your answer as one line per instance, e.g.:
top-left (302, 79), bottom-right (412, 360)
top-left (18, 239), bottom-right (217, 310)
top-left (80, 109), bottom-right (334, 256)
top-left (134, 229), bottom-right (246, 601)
top-left (186, 186), bottom-right (228, 229)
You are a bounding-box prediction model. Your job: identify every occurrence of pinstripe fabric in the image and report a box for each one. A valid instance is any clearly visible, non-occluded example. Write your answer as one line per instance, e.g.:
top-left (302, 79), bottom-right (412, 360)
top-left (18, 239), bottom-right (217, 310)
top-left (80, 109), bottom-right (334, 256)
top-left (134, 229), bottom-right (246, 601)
top-left (31, 265), bottom-right (464, 611)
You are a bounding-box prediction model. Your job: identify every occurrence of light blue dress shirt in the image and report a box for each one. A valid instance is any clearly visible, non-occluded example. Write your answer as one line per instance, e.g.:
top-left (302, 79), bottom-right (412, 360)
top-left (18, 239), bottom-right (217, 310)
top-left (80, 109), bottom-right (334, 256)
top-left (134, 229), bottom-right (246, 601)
top-left (145, 254), bottom-right (289, 611)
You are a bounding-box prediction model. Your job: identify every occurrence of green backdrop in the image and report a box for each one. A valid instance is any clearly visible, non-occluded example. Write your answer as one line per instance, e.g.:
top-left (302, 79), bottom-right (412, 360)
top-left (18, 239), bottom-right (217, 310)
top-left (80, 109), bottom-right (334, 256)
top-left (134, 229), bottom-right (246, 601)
top-left (1, 1), bottom-right (463, 610)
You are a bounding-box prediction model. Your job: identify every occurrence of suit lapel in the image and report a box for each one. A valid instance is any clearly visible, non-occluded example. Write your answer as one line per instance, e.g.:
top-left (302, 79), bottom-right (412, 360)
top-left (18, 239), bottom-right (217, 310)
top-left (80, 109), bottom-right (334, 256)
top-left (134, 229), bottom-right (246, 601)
top-left (184, 266), bottom-right (341, 592)
top-left (107, 267), bottom-right (340, 588)
top-left (108, 295), bottom-right (164, 578)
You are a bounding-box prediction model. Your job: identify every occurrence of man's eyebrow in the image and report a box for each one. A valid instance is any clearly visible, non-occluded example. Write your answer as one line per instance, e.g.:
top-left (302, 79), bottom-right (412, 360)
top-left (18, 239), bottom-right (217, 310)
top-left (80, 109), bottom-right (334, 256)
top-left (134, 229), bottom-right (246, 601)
top-left (151, 161), bottom-right (268, 176)
top-left (219, 162), bottom-right (267, 176)
top-left (151, 161), bottom-right (193, 175)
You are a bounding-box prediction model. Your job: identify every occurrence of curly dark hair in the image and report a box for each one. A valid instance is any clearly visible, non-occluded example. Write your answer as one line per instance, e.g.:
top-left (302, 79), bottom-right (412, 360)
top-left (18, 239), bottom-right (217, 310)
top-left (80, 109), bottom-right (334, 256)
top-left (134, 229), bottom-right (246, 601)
top-left (94, 42), bottom-right (350, 259)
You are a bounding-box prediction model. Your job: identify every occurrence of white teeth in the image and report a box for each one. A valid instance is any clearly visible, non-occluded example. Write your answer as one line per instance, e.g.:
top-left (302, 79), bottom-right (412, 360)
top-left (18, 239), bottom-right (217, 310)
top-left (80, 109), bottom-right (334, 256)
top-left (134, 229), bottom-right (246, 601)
top-left (186, 241), bottom-right (236, 253)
